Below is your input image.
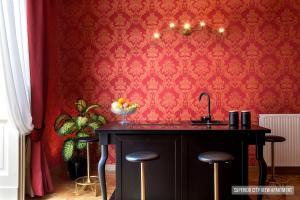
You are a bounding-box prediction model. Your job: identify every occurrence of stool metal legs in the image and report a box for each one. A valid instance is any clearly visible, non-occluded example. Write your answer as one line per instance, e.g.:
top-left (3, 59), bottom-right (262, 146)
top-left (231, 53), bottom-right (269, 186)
top-left (271, 142), bottom-right (275, 181)
top-left (75, 142), bottom-right (100, 196)
top-left (87, 143), bottom-right (91, 183)
top-left (213, 163), bottom-right (219, 200)
top-left (141, 162), bottom-right (145, 200)
top-left (267, 142), bottom-right (288, 185)
top-left (198, 152), bottom-right (234, 200)
top-left (125, 151), bottom-right (159, 200)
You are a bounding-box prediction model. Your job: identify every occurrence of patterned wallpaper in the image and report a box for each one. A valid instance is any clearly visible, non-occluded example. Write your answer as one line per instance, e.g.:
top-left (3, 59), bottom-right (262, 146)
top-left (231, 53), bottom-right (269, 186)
top-left (44, 0), bottom-right (300, 167)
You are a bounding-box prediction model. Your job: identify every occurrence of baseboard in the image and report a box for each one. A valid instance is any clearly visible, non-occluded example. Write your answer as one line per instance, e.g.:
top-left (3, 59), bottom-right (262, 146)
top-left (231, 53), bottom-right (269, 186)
top-left (105, 164), bottom-right (116, 171)
top-left (0, 187), bottom-right (18, 200)
top-left (50, 163), bottom-right (116, 177)
top-left (248, 166), bottom-right (300, 175)
top-left (267, 167), bottom-right (300, 175)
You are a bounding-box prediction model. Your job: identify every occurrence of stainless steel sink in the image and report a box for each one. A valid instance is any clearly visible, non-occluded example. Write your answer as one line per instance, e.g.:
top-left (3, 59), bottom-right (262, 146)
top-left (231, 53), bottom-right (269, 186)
top-left (191, 120), bottom-right (227, 125)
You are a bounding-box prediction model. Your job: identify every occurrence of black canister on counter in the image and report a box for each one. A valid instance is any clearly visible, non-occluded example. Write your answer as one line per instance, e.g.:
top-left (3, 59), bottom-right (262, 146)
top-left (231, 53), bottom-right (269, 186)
top-left (229, 111), bottom-right (239, 127)
top-left (241, 111), bottom-right (251, 128)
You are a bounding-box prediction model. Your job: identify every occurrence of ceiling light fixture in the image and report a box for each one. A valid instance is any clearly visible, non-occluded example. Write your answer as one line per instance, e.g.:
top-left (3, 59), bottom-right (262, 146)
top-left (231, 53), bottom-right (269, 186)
top-left (153, 21), bottom-right (225, 39)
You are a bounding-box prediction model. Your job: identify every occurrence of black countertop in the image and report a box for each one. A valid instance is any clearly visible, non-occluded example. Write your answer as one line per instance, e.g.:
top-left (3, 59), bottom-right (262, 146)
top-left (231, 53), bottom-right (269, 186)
top-left (96, 121), bottom-right (271, 134)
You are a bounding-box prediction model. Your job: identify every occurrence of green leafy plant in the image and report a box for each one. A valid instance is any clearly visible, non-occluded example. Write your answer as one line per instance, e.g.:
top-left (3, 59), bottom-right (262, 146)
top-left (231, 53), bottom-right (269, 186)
top-left (54, 99), bottom-right (106, 161)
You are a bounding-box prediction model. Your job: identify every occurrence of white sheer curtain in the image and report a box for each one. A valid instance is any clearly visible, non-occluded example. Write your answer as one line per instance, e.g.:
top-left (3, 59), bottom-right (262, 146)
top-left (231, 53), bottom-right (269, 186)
top-left (0, 0), bottom-right (33, 135)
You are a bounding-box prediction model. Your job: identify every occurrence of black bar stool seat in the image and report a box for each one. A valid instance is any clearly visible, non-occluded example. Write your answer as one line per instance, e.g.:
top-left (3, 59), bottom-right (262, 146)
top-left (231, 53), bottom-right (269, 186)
top-left (198, 151), bottom-right (234, 200)
top-left (126, 151), bottom-right (159, 200)
top-left (265, 135), bottom-right (286, 143)
top-left (126, 151), bottom-right (160, 162)
top-left (198, 151), bottom-right (234, 164)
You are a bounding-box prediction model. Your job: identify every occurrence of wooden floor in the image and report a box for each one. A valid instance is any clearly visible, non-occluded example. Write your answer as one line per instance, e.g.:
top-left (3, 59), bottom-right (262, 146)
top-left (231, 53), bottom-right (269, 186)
top-left (26, 167), bottom-right (300, 200)
top-left (248, 168), bottom-right (300, 200)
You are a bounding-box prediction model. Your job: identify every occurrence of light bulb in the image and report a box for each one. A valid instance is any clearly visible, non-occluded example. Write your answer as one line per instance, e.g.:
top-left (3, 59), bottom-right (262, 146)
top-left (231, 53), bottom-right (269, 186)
top-left (153, 32), bottom-right (160, 39)
top-left (218, 27), bottom-right (225, 33)
top-left (200, 21), bottom-right (205, 27)
top-left (169, 22), bottom-right (175, 29)
top-left (183, 23), bottom-right (191, 30)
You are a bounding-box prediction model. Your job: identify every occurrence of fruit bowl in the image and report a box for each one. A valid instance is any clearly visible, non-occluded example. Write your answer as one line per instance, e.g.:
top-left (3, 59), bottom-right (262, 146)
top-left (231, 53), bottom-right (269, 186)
top-left (111, 98), bottom-right (139, 125)
top-left (111, 106), bottom-right (138, 115)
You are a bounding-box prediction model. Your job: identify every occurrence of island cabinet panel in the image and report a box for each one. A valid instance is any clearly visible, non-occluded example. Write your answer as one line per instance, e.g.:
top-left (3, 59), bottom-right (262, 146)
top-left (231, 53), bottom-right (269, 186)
top-left (115, 134), bottom-right (182, 200)
top-left (96, 122), bottom-right (270, 200)
top-left (182, 134), bottom-right (247, 200)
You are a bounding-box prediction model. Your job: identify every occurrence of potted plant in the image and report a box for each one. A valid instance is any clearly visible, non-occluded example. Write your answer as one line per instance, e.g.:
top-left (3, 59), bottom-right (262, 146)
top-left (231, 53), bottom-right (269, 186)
top-left (54, 99), bottom-right (106, 179)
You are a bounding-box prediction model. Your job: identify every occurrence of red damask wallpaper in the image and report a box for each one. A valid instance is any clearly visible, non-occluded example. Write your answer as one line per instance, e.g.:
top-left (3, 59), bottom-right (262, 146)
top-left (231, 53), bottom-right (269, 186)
top-left (44, 0), bottom-right (300, 168)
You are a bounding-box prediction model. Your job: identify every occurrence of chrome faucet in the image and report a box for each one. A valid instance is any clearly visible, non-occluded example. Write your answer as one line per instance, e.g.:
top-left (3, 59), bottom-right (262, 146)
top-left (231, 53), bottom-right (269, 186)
top-left (198, 92), bottom-right (211, 122)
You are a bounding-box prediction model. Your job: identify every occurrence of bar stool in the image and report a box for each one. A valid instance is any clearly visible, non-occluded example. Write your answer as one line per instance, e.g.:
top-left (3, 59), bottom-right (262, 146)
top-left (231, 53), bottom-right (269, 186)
top-left (126, 151), bottom-right (160, 200)
top-left (265, 135), bottom-right (288, 185)
top-left (75, 137), bottom-right (100, 196)
top-left (198, 151), bottom-right (234, 200)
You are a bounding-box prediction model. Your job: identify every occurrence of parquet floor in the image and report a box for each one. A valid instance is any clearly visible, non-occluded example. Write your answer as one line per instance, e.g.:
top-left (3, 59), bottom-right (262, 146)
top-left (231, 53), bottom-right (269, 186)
top-left (26, 167), bottom-right (300, 200)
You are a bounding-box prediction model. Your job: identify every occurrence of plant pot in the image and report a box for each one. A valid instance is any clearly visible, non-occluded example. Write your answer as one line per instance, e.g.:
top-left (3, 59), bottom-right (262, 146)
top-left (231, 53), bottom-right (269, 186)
top-left (67, 157), bottom-right (87, 180)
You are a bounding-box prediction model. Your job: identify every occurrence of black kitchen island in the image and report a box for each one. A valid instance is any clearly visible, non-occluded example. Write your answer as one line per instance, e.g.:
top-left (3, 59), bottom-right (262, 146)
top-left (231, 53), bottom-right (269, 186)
top-left (96, 121), bottom-right (271, 200)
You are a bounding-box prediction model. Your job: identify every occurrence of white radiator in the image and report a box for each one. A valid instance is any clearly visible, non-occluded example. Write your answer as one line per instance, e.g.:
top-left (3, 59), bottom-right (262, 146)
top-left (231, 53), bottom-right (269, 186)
top-left (259, 114), bottom-right (300, 167)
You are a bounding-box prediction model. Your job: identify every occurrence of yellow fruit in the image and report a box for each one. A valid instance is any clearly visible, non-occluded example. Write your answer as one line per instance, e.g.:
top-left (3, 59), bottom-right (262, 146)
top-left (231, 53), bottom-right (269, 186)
top-left (112, 101), bottom-right (122, 109)
top-left (118, 98), bottom-right (125, 104)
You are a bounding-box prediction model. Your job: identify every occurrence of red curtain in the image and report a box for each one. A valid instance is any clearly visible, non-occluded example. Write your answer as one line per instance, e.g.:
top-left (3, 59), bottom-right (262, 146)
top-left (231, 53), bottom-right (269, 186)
top-left (27, 0), bottom-right (54, 196)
